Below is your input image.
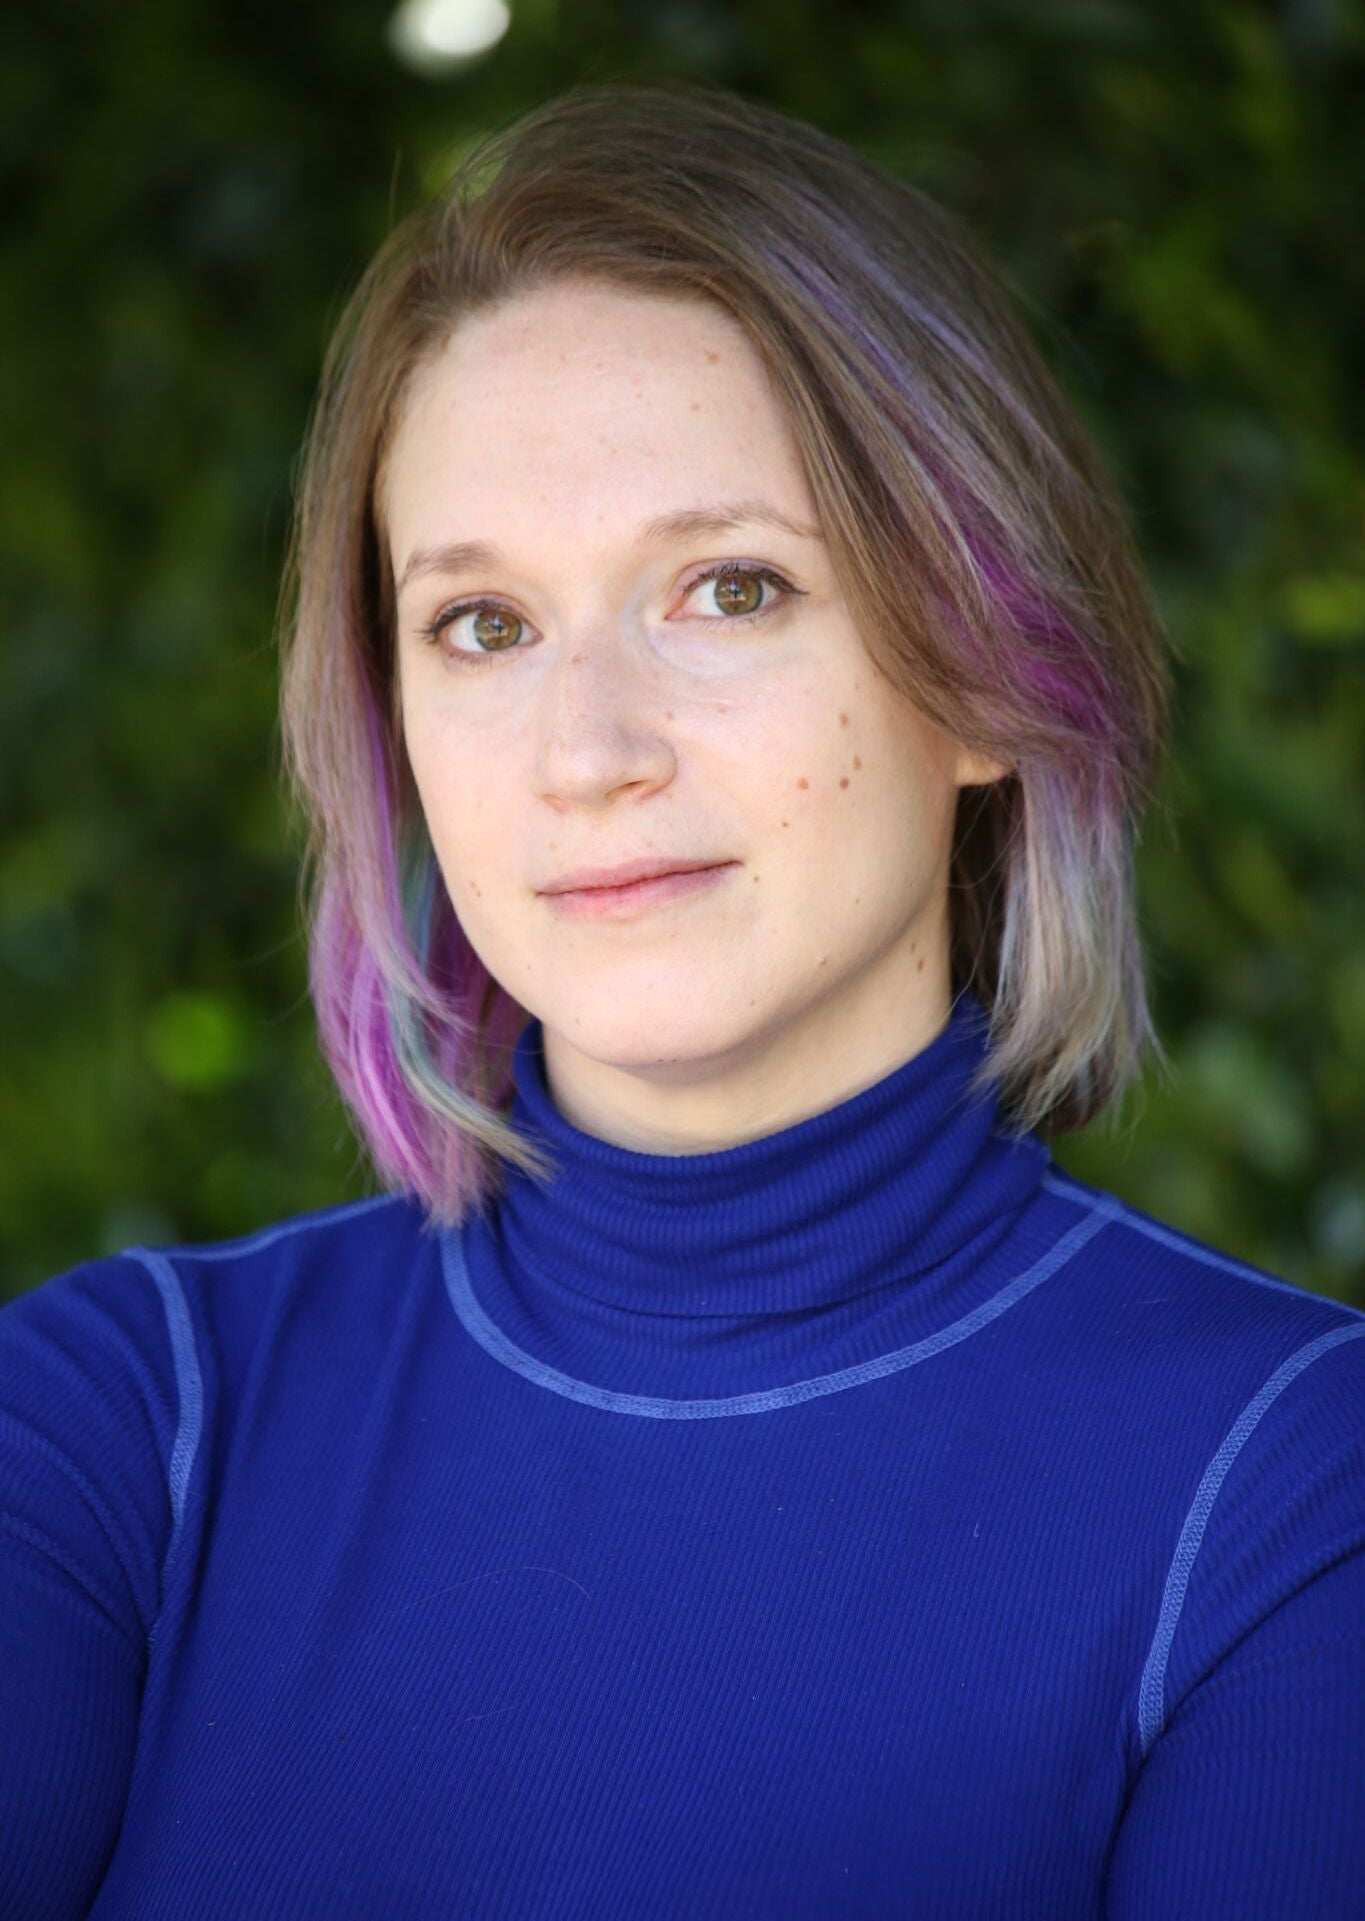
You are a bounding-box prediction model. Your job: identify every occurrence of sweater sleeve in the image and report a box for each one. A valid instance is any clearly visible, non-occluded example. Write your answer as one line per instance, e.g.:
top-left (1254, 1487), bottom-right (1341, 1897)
top-left (0, 1256), bottom-right (179, 1921)
top-left (1105, 1544), bottom-right (1365, 1918)
top-left (1106, 1319), bottom-right (1365, 1921)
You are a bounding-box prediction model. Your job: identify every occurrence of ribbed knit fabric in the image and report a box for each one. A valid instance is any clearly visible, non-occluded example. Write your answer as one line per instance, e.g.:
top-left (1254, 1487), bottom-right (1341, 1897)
top-left (3, 989), bottom-right (1363, 1919)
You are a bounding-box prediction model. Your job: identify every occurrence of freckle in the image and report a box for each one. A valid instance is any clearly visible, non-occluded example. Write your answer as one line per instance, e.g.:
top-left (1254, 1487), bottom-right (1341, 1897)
top-left (705, 350), bottom-right (719, 362)
top-left (796, 777), bottom-right (809, 790)
top-left (852, 755), bottom-right (862, 770)
top-left (839, 777), bottom-right (849, 789)
top-left (839, 712), bottom-right (849, 726)
top-left (780, 819), bottom-right (788, 827)
top-left (917, 955), bottom-right (925, 971)
top-left (910, 939), bottom-right (917, 950)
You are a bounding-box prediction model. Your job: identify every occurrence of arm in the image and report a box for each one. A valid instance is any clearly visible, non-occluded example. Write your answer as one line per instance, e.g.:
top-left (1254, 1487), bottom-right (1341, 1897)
top-left (0, 1527), bottom-right (147, 1918)
top-left (1105, 1544), bottom-right (1365, 1919)
top-left (0, 1258), bottom-right (175, 1918)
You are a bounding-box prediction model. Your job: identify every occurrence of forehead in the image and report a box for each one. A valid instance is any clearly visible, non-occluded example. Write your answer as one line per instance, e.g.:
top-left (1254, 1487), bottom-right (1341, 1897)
top-left (382, 282), bottom-right (802, 528)
top-left (419, 278), bottom-right (765, 396)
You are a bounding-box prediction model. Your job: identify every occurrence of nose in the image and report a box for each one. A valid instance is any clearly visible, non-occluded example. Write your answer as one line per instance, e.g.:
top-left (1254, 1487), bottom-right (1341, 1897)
top-left (531, 624), bottom-right (678, 806)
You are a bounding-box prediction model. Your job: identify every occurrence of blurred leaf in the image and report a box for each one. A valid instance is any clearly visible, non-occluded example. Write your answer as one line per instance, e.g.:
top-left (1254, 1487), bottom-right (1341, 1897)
top-left (1280, 572), bottom-right (1365, 644)
top-left (142, 991), bottom-right (258, 1094)
top-left (1182, 1021), bottom-right (1314, 1181)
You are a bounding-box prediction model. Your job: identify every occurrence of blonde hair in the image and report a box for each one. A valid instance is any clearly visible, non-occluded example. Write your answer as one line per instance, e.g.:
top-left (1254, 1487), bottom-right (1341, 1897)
top-left (276, 77), bottom-right (1175, 1231)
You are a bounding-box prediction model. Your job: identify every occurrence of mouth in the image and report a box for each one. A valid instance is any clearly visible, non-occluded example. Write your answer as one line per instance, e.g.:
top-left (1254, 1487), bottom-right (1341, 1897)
top-left (540, 862), bottom-right (738, 918)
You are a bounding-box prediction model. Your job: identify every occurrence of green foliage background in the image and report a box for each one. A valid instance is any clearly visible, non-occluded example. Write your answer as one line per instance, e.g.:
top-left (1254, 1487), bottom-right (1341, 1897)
top-left (3, 0), bottom-right (1362, 1303)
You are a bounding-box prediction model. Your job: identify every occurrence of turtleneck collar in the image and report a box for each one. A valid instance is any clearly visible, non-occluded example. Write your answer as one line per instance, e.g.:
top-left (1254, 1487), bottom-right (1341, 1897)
top-left (480, 989), bottom-right (1052, 1323)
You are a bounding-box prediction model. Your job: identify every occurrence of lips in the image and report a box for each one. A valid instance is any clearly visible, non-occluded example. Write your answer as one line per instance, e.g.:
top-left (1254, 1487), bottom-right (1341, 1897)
top-left (540, 858), bottom-right (731, 894)
top-left (541, 862), bottom-right (737, 917)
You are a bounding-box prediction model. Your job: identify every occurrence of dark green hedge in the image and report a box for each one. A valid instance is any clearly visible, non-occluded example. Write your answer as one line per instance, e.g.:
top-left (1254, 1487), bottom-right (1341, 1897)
top-left (3, 1), bottom-right (1361, 1304)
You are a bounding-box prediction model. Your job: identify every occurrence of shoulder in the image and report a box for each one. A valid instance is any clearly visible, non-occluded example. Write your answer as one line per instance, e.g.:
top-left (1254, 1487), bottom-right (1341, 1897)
top-left (2, 1191), bottom-right (428, 1457)
top-left (1036, 1162), bottom-right (1364, 1344)
top-left (5, 1191), bottom-right (420, 1319)
top-left (0, 1247), bottom-right (201, 1656)
top-left (127, 1189), bottom-right (421, 1282)
top-left (0, 1193), bottom-right (430, 1631)
top-left (1030, 1170), bottom-right (1365, 1762)
top-left (1029, 1162), bottom-right (1365, 1533)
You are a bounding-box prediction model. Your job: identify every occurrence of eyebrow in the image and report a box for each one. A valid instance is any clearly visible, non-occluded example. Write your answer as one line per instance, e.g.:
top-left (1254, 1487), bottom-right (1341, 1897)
top-left (395, 499), bottom-right (824, 597)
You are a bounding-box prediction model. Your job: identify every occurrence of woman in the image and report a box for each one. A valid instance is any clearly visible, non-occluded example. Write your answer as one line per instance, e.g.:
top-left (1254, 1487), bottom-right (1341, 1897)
top-left (3, 79), bottom-right (1361, 1919)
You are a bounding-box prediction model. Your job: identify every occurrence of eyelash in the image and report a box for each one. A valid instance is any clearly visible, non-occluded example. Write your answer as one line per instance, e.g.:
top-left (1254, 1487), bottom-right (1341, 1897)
top-left (415, 561), bottom-right (799, 670)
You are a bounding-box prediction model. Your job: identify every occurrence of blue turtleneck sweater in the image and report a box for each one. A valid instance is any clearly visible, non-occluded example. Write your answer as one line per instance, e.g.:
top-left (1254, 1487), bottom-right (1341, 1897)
top-left (3, 992), bottom-right (1363, 1918)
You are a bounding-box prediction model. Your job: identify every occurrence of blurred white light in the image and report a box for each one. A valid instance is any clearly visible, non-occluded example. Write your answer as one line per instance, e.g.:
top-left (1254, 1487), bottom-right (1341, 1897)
top-left (388, 0), bottom-right (511, 72)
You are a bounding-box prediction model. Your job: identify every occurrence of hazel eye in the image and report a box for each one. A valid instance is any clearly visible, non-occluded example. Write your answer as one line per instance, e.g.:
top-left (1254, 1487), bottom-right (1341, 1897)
top-left (460, 605), bottom-right (525, 654)
top-left (418, 599), bottom-right (530, 666)
top-left (681, 562), bottom-right (794, 623)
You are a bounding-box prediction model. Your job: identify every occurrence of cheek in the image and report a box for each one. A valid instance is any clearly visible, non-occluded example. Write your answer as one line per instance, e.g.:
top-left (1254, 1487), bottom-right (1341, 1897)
top-left (798, 703), bottom-right (957, 874)
top-left (402, 709), bottom-right (489, 864)
top-left (403, 715), bottom-right (448, 821)
top-left (775, 692), bottom-right (887, 817)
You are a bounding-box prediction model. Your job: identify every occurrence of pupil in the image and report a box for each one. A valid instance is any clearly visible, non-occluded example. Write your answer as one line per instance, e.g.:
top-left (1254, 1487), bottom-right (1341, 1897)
top-left (473, 608), bottom-right (517, 650)
top-left (717, 571), bottom-right (760, 614)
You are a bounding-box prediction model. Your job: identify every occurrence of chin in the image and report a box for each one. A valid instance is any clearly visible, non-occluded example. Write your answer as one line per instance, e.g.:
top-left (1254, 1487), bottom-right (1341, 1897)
top-left (544, 999), bottom-right (765, 1073)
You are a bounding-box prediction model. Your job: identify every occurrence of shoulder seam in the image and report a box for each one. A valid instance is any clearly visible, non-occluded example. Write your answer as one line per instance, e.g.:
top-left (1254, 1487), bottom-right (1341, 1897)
top-left (143, 1191), bottom-right (404, 1266)
top-left (1136, 1318), bottom-right (1365, 1760)
top-left (123, 1247), bottom-right (204, 1654)
top-left (1040, 1171), bottom-right (1364, 1320)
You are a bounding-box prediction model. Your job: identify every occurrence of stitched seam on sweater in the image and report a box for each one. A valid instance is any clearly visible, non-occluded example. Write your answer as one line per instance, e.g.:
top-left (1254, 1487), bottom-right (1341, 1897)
top-left (139, 1191), bottom-right (402, 1265)
top-left (441, 1190), bottom-right (1124, 1418)
top-left (1136, 1319), bottom-right (1365, 1760)
top-left (124, 1248), bottom-right (205, 1655)
top-left (1040, 1171), bottom-right (1365, 1321)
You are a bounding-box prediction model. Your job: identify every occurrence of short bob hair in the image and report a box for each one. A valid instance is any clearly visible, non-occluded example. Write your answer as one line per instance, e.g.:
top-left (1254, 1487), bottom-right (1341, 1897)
top-left (276, 77), bottom-right (1175, 1232)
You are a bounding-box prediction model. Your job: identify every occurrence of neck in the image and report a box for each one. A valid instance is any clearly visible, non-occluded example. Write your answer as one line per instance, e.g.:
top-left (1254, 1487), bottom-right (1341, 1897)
top-left (441, 989), bottom-right (1054, 1406)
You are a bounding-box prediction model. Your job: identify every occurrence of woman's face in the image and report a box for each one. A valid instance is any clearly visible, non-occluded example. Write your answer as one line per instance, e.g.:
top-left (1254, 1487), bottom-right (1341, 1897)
top-left (384, 279), bottom-right (1006, 1151)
